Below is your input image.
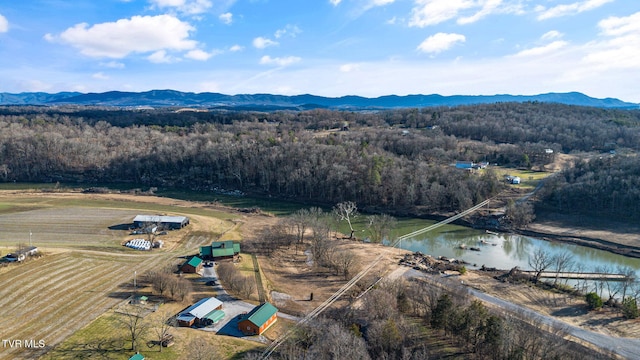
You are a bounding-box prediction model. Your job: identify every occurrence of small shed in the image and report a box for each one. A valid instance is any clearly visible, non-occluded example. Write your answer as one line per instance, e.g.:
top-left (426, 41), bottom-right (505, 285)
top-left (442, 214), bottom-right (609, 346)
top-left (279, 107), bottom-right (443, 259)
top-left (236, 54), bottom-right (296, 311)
top-left (132, 295), bottom-right (148, 305)
top-left (129, 354), bottom-right (145, 360)
top-left (238, 302), bottom-right (278, 335)
top-left (177, 297), bottom-right (223, 327)
top-left (179, 256), bottom-right (203, 274)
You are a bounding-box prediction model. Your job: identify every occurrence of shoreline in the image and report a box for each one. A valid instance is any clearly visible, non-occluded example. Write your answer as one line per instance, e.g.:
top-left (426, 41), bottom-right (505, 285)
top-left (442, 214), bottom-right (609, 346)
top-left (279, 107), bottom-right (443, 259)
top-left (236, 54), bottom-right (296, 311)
top-left (514, 227), bottom-right (640, 259)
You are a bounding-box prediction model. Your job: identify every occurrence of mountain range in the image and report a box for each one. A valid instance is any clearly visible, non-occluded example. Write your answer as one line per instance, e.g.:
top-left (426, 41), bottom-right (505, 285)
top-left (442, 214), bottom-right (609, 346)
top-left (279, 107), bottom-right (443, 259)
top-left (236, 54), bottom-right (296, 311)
top-left (0, 90), bottom-right (637, 110)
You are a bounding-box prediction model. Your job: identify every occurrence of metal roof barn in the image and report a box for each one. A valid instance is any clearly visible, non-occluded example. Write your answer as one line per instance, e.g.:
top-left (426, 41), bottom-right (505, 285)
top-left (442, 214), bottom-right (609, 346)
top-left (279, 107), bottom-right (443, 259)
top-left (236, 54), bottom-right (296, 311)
top-left (133, 215), bottom-right (189, 229)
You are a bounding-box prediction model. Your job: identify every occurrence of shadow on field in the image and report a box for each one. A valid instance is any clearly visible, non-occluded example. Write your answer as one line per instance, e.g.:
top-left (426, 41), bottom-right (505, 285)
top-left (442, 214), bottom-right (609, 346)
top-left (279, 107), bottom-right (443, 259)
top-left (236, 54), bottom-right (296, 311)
top-left (47, 338), bottom-right (125, 359)
top-left (551, 305), bottom-right (589, 317)
top-left (108, 223), bottom-right (133, 230)
top-left (107, 291), bottom-right (134, 300)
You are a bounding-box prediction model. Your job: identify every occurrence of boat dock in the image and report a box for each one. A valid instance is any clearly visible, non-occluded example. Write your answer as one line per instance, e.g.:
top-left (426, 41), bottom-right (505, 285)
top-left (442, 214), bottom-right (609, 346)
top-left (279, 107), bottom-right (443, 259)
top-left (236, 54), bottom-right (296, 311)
top-left (519, 271), bottom-right (630, 281)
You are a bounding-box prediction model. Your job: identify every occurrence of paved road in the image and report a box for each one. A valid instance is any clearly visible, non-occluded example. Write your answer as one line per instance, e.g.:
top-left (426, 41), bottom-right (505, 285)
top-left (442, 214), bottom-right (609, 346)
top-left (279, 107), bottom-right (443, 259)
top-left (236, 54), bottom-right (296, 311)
top-left (404, 269), bottom-right (640, 359)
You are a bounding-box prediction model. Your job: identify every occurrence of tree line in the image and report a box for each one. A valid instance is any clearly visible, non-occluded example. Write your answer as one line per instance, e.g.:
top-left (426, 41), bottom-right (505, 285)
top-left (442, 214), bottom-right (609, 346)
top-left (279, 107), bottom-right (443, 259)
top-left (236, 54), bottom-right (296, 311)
top-left (1, 103), bottom-right (639, 220)
top-left (538, 155), bottom-right (640, 220)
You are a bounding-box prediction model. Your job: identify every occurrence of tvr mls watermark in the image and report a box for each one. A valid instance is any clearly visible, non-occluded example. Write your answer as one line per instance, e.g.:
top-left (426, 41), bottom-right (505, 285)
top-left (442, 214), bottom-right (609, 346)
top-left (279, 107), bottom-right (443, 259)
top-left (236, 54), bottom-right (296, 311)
top-left (2, 339), bottom-right (46, 348)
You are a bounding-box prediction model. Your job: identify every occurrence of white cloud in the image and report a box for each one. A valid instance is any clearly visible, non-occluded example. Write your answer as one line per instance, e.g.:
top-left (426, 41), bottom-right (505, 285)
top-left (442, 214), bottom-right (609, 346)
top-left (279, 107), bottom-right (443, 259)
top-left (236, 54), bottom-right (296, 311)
top-left (409, 0), bottom-right (523, 27)
top-left (340, 63), bottom-right (361, 72)
top-left (253, 37), bottom-right (278, 49)
top-left (149, 0), bottom-right (213, 15)
top-left (541, 30), bottom-right (563, 41)
top-left (458, 0), bottom-right (505, 25)
top-left (219, 12), bottom-right (233, 25)
top-left (598, 11), bottom-right (640, 37)
top-left (185, 49), bottom-right (214, 60)
top-left (410, 0), bottom-right (477, 27)
top-left (274, 24), bottom-right (301, 39)
top-left (21, 80), bottom-right (53, 92)
top-left (229, 44), bottom-right (244, 52)
top-left (577, 12), bottom-right (640, 71)
top-left (259, 55), bottom-right (301, 66)
top-left (46, 15), bottom-right (197, 59)
top-left (417, 32), bottom-right (466, 54)
top-left (513, 41), bottom-right (568, 57)
top-left (537, 0), bottom-right (614, 20)
top-left (100, 61), bottom-right (126, 69)
top-left (148, 50), bottom-right (178, 63)
top-left (371, 0), bottom-right (395, 5)
top-left (330, 0), bottom-right (342, 6)
top-left (0, 13), bottom-right (8, 33)
top-left (92, 72), bottom-right (109, 80)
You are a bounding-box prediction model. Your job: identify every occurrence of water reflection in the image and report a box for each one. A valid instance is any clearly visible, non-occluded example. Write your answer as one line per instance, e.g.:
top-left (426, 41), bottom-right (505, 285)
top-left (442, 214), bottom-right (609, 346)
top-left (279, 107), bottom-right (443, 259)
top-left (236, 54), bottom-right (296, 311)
top-left (395, 228), bottom-right (640, 278)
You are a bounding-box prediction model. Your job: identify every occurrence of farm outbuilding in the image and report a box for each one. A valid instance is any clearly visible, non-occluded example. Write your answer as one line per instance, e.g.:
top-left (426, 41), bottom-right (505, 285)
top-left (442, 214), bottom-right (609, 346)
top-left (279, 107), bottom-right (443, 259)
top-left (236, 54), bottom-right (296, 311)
top-left (177, 297), bottom-right (224, 327)
top-left (238, 302), bottom-right (278, 335)
top-left (4, 246), bottom-right (38, 262)
top-left (200, 241), bottom-right (240, 260)
top-left (455, 161), bottom-right (474, 169)
top-left (179, 256), bottom-right (203, 274)
top-left (133, 215), bottom-right (189, 230)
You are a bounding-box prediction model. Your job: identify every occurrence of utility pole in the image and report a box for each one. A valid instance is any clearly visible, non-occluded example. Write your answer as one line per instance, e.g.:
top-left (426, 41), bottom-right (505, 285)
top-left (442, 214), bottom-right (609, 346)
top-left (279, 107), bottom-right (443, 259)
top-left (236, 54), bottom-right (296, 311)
top-left (29, 230), bottom-right (32, 247)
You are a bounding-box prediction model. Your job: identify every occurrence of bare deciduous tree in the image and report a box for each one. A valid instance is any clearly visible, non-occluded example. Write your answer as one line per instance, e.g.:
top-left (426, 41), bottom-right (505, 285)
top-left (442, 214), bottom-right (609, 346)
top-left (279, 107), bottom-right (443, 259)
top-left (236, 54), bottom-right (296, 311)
top-left (117, 305), bottom-right (149, 352)
top-left (528, 247), bottom-right (553, 283)
top-left (366, 214), bottom-right (397, 244)
top-left (152, 310), bottom-right (176, 353)
top-left (504, 201), bottom-right (536, 229)
top-left (187, 337), bottom-right (219, 360)
top-left (333, 201), bottom-right (358, 239)
top-left (550, 251), bottom-right (574, 285)
top-left (332, 249), bottom-right (359, 280)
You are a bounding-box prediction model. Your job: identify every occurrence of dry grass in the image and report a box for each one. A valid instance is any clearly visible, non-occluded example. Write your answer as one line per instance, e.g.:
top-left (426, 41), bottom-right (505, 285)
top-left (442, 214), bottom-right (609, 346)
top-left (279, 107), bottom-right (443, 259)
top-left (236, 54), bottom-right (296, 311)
top-left (0, 191), bottom-right (238, 360)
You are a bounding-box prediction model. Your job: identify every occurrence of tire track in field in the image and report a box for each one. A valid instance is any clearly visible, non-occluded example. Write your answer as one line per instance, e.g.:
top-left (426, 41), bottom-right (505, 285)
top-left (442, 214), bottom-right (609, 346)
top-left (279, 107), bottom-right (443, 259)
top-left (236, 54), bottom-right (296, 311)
top-left (38, 251), bottom-right (173, 358)
top-left (0, 257), bottom-right (124, 335)
top-left (15, 260), bottom-right (128, 334)
top-left (0, 254), bottom-right (73, 290)
top-left (0, 258), bottom-right (87, 310)
top-left (33, 252), bottom-right (173, 356)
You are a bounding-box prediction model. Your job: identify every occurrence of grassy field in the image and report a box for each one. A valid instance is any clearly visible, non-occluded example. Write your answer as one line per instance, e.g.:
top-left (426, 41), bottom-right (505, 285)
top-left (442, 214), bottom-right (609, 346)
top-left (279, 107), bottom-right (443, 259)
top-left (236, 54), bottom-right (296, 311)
top-left (490, 167), bottom-right (552, 190)
top-left (0, 195), bottom-right (236, 251)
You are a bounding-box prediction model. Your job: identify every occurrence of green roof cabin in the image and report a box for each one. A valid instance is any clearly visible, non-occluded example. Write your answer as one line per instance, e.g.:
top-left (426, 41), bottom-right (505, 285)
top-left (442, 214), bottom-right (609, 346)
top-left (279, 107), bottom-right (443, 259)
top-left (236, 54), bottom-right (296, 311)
top-left (238, 302), bottom-right (278, 335)
top-left (129, 354), bottom-right (145, 360)
top-left (179, 256), bottom-right (203, 273)
top-left (200, 241), bottom-right (240, 260)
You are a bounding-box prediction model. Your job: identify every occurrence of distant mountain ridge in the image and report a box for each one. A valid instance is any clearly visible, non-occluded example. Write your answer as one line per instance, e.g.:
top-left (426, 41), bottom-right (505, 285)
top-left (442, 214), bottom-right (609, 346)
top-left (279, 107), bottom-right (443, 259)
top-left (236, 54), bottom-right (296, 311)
top-left (0, 90), bottom-right (637, 109)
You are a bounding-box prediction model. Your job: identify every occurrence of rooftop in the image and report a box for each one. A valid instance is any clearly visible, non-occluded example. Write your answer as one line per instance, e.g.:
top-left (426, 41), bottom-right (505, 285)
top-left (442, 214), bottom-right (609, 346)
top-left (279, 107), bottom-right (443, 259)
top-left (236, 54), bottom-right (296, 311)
top-left (244, 302), bottom-right (278, 327)
top-left (181, 297), bottom-right (223, 319)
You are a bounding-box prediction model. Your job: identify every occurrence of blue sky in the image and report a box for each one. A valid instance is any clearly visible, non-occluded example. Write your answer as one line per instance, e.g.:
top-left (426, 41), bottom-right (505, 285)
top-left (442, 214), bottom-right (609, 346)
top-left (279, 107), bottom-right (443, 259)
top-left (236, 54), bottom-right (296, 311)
top-left (1, 0), bottom-right (639, 102)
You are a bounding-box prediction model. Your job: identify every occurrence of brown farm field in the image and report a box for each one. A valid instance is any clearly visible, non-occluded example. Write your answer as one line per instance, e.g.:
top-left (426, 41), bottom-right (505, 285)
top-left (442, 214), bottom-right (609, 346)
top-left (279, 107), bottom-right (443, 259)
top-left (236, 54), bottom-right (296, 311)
top-left (0, 191), bottom-right (238, 360)
top-left (2, 188), bottom-right (640, 359)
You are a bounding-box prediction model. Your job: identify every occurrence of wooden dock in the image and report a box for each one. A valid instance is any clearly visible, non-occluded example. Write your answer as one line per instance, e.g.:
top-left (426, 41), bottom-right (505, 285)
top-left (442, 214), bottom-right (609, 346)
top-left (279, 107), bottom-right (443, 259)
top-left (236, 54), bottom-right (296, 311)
top-left (519, 271), bottom-right (629, 281)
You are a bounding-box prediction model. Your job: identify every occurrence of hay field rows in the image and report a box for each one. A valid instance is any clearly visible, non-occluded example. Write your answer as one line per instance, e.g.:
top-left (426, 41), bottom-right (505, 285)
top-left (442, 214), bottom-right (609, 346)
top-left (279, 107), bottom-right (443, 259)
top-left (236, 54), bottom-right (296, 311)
top-left (0, 250), bottom-right (175, 359)
top-left (0, 207), bottom-right (140, 250)
top-left (0, 191), bottom-right (238, 359)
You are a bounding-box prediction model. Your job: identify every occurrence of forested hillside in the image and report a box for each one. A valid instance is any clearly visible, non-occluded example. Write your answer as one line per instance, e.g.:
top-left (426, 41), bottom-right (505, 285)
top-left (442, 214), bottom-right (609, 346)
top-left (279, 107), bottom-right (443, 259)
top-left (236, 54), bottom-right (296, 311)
top-left (1, 103), bottom-right (639, 219)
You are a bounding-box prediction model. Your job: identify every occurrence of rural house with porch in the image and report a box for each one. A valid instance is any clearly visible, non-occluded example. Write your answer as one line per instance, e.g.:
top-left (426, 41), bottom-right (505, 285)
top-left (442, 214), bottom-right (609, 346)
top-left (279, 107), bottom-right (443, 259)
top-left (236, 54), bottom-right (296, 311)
top-left (238, 302), bottom-right (278, 335)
